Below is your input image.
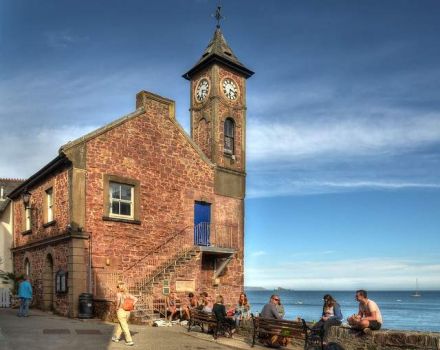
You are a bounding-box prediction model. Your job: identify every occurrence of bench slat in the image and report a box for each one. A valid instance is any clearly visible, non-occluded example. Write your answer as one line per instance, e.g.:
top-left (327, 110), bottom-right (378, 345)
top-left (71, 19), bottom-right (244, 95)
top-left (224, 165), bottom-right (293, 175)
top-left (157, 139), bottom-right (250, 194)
top-left (251, 315), bottom-right (323, 349)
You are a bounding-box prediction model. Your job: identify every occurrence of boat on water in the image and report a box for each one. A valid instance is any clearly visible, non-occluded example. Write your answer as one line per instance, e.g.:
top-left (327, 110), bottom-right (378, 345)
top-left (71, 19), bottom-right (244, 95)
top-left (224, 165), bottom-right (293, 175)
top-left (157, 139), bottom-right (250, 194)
top-left (412, 279), bottom-right (421, 297)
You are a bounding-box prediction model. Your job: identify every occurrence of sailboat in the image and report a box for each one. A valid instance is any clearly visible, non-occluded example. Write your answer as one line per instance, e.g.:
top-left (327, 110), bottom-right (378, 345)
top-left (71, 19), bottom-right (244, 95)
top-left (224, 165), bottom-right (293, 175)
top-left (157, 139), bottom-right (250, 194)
top-left (412, 279), bottom-right (421, 297)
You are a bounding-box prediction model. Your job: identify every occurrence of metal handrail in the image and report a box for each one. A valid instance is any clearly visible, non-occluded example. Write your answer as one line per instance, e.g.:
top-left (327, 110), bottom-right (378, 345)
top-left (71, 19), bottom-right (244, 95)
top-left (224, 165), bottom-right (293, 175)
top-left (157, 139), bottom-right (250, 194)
top-left (93, 222), bottom-right (240, 302)
top-left (123, 225), bottom-right (192, 272)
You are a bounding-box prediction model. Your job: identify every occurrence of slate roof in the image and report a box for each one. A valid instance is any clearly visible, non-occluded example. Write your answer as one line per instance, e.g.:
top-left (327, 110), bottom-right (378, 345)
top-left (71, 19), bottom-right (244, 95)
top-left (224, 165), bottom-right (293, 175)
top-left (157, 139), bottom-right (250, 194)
top-left (183, 28), bottom-right (254, 80)
top-left (0, 178), bottom-right (25, 212)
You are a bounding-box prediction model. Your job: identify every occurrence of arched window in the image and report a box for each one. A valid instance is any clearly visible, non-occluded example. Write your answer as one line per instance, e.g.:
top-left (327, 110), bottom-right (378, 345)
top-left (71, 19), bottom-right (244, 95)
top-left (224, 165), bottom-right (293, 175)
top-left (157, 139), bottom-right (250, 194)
top-left (224, 118), bottom-right (235, 155)
top-left (24, 258), bottom-right (30, 276)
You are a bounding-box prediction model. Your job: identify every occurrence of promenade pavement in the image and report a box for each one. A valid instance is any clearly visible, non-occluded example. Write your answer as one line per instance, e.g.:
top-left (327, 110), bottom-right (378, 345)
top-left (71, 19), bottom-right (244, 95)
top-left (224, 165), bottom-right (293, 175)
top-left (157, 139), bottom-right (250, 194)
top-left (0, 308), bottom-right (273, 350)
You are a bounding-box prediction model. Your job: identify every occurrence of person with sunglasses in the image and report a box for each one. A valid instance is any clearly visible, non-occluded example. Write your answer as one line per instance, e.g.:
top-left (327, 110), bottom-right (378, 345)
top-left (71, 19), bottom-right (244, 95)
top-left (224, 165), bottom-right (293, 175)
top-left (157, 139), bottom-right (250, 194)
top-left (259, 295), bottom-right (288, 346)
top-left (260, 294), bottom-right (283, 319)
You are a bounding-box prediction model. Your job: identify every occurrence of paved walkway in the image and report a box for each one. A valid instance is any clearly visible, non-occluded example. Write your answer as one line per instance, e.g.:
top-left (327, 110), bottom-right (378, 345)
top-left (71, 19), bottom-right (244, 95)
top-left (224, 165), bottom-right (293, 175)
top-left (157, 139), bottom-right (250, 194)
top-left (0, 308), bottom-right (273, 350)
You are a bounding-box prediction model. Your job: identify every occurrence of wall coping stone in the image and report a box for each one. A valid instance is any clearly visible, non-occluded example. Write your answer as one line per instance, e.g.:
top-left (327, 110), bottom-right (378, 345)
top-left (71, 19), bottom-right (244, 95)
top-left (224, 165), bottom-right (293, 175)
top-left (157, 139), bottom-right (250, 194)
top-left (328, 325), bottom-right (440, 350)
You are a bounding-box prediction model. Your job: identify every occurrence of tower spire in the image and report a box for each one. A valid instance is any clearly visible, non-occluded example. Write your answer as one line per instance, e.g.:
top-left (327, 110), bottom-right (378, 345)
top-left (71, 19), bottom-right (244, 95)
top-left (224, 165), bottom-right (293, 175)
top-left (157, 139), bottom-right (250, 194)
top-left (213, 6), bottom-right (224, 29)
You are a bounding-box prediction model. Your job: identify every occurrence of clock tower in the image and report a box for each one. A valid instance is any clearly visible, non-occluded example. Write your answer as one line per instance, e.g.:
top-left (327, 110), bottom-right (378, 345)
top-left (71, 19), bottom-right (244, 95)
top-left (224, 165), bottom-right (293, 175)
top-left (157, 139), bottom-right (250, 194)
top-left (183, 24), bottom-right (253, 199)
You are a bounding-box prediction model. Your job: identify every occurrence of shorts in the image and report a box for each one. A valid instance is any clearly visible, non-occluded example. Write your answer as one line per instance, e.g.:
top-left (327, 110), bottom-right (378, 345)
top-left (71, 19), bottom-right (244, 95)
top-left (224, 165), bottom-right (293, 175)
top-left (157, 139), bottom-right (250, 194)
top-left (369, 321), bottom-right (381, 330)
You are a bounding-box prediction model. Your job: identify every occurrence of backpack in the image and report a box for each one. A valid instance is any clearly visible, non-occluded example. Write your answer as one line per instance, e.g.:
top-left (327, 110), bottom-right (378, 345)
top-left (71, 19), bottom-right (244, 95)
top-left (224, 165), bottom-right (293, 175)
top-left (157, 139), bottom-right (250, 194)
top-left (122, 295), bottom-right (134, 311)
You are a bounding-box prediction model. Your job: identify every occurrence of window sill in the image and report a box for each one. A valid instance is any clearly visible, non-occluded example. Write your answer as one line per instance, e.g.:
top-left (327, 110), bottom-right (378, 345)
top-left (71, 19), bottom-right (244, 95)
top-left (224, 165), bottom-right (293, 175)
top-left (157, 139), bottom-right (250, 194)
top-left (102, 216), bottom-right (141, 225)
top-left (224, 153), bottom-right (236, 161)
top-left (43, 220), bottom-right (57, 228)
top-left (21, 230), bottom-right (32, 236)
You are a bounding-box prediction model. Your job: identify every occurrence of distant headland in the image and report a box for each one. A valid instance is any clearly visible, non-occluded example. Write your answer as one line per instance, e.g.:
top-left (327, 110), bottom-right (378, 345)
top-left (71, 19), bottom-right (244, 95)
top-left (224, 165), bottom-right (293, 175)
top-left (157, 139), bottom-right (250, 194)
top-left (244, 286), bottom-right (267, 291)
top-left (244, 286), bottom-right (294, 292)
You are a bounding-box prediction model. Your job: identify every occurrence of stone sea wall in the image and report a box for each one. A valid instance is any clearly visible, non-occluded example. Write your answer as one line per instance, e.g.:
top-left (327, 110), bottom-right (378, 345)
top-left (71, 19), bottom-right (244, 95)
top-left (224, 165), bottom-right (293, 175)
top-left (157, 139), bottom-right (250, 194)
top-left (327, 326), bottom-right (440, 350)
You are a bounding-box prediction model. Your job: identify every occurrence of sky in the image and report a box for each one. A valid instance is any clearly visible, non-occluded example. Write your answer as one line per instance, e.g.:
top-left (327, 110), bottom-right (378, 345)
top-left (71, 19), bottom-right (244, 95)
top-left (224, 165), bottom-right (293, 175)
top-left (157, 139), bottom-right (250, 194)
top-left (1, 0), bottom-right (439, 290)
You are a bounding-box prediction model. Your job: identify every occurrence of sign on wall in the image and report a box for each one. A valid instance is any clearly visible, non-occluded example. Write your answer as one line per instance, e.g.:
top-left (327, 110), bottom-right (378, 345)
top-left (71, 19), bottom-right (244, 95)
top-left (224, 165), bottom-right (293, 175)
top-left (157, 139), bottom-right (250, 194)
top-left (56, 270), bottom-right (68, 294)
top-left (175, 280), bottom-right (195, 292)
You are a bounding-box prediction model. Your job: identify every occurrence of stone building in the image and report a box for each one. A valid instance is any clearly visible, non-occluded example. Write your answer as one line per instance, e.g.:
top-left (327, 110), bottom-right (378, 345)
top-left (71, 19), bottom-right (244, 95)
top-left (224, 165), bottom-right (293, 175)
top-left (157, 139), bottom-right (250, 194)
top-left (8, 26), bottom-right (253, 319)
top-left (0, 179), bottom-right (23, 277)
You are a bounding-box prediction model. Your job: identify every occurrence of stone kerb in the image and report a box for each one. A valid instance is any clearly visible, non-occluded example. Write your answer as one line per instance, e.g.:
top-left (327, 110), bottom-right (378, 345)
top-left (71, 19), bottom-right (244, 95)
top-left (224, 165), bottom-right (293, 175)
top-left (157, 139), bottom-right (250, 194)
top-left (327, 326), bottom-right (440, 350)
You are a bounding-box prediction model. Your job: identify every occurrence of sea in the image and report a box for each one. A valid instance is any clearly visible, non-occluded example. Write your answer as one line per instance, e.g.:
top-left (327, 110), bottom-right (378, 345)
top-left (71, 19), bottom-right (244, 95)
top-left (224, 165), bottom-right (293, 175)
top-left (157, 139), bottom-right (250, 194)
top-left (244, 290), bottom-right (440, 332)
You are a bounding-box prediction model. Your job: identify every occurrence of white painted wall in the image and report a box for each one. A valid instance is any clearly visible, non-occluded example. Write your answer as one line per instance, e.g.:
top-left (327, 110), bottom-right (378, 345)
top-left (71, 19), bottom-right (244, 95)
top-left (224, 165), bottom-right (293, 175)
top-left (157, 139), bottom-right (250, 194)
top-left (0, 201), bottom-right (13, 274)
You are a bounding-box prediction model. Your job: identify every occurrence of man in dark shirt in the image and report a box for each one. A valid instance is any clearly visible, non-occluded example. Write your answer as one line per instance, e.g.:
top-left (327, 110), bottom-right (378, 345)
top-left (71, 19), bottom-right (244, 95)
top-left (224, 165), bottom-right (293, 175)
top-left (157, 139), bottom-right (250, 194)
top-left (260, 294), bottom-right (283, 319)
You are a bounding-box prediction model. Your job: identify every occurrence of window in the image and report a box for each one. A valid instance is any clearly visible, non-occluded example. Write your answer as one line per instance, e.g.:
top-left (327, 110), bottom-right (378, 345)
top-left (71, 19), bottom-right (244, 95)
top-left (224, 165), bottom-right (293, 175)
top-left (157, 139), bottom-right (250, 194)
top-left (56, 270), bottom-right (68, 294)
top-left (103, 175), bottom-right (140, 223)
top-left (109, 182), bottom-right (134, 218)
top-left (25, 258), bottom-right (30, 276)
top-left (46, 187), bottom-right (54, 222)
top-left (25, 207), bottom-right (31, 231)
top-left (224, 118), bottom-right (235, 155)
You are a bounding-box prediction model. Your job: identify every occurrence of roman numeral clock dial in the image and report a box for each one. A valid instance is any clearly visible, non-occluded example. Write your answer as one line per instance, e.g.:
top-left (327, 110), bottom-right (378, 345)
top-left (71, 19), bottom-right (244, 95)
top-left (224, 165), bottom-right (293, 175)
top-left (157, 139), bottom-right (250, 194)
top-left (222, 78), bottom-right (238, 100)
top-left (195, 78), bottom-right (209, 102)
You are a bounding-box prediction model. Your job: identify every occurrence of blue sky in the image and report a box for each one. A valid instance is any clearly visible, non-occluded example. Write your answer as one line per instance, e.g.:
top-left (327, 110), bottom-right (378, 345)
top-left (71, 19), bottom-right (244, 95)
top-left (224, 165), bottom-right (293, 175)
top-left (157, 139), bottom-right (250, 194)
top-left (1, 0), bottom-right (439, 289)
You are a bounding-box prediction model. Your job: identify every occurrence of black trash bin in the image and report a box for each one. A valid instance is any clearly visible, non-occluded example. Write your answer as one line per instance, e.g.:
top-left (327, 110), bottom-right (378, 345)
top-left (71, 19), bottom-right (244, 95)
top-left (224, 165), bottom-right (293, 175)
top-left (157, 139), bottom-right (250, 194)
top-left (78, 293), bottom-right (93, 319)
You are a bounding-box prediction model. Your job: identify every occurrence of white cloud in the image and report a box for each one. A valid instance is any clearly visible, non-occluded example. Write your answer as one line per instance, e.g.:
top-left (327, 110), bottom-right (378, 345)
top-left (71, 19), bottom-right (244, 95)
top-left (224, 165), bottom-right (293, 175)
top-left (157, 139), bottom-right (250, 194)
top-left (247, 115), bottom-right (440, 163)
top-left (247, 180), bottom-right (440, 198)
top-left (44, 30), bottom-right (89, 49)
top-left (250, 251), bottom-right (267, 257)
top-left (245, 257), bottom-right (440, 290)
top-left (0, 125), bottom-right (97, 178)
top-left (244, 113), bottom-right (440, 196)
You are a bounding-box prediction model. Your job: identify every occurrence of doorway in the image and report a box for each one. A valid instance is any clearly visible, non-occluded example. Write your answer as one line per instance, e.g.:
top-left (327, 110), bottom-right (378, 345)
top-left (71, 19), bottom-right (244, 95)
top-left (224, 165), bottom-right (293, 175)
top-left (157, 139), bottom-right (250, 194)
top-left (43, 254), bottom-right (54, 311)
top-left (194, 201), bottom-right (211, 246)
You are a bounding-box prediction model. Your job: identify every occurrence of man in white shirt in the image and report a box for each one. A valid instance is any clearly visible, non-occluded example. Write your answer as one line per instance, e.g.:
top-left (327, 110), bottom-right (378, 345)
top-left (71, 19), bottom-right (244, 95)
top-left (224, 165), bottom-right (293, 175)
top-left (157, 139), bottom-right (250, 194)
top-left (348, 290), bottom-right (383, 330)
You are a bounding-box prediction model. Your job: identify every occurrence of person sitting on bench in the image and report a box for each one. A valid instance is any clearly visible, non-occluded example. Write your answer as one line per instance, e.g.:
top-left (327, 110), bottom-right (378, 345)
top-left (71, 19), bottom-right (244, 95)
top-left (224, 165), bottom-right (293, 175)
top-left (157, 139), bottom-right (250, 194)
top-left (259, 294), bottom-right (288, 347)
top-left (260, 294), bottom-right (283, 319)
top-left (212, 295), bottom-right (236, 334)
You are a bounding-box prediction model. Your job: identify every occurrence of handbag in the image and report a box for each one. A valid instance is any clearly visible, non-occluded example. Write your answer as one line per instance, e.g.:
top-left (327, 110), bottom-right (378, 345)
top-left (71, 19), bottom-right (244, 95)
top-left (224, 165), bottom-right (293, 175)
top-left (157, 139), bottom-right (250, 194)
top-left (122, 296), bottom-right (135, 311)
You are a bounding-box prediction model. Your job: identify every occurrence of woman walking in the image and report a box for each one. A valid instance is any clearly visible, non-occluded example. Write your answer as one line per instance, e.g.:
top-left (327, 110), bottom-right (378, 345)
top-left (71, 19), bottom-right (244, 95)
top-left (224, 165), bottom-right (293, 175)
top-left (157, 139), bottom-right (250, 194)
top-left (112, 282), bottom-right (138, 346)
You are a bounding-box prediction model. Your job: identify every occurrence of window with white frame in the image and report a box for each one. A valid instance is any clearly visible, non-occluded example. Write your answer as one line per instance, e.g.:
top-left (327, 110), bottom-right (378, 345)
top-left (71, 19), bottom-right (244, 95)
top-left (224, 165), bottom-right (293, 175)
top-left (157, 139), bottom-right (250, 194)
top-left (46, 187), bottom-right (54, 222)
top-left (109, 182), bottom-right (134, 218)
top-left (25, 207), bottom-right (31, 231)
top-left (25, 258), bottom-right (30, 276)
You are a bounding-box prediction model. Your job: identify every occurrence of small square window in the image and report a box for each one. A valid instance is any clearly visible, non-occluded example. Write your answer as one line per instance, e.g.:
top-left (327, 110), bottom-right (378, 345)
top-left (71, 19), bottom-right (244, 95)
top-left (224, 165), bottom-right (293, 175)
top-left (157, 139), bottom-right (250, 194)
top-left (109, 182), bottom-right (134, 219)
top-left (103, 175), bottom-right (140, 223)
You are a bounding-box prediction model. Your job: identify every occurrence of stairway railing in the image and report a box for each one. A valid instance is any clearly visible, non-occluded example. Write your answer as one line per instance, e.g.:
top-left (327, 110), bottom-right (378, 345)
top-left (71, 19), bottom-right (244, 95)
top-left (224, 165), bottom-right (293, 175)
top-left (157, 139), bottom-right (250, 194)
top-left (93, 225), bottom-right (193, 299)
top-left (92, 222), bottom-right (240, 300)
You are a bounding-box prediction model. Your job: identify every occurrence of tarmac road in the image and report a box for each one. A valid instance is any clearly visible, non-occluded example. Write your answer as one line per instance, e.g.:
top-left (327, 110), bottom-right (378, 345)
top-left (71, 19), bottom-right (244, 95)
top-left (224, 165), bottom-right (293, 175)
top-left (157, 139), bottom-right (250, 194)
top-left (0, 308), bottom-right (243, 350)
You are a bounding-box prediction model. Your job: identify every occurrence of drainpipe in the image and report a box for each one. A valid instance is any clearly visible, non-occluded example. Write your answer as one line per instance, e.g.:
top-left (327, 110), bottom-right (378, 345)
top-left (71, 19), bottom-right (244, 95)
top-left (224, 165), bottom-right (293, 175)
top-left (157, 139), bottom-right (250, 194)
top-left (88, 232), bottom-right (92, 294)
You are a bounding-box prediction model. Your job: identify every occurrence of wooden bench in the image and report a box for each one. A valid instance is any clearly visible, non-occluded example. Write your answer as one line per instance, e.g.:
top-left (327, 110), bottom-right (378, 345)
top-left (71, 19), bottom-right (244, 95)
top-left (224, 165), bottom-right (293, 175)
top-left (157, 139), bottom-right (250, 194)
top-left (251, 315), bottom-right (324, 349)
top-left (187, 308), bottom-right (234, 339)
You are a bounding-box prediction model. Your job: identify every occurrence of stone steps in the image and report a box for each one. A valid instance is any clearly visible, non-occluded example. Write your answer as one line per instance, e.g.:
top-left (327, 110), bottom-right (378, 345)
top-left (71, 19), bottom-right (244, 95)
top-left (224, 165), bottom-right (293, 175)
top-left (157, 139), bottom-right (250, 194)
top-left (131, 248), bottom-right (199, 323)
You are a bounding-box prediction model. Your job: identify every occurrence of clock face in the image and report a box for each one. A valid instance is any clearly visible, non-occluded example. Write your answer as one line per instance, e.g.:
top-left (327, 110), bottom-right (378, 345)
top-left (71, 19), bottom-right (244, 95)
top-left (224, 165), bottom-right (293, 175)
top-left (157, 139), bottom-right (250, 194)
top-left (222, 78), bottom-right (238, 100)
top-left (195, 78), bottom-right (209, 102)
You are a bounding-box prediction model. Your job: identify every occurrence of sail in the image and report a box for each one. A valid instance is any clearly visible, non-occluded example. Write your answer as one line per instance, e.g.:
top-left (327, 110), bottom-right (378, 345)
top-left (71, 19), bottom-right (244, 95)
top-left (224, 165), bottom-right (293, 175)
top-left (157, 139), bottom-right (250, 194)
top-left (412, 279), bottom-right (421, 297)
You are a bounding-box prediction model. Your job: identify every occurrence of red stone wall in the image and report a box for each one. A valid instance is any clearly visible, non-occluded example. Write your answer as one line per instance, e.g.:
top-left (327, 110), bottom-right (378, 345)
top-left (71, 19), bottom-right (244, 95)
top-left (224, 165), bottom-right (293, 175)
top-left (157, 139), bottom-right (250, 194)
top-left (13, 242), bottom-right (70, 316)
top-left (84, 94), bottom-right (245, 308)
top-left (85, 96), bottom-right (214, 281)
top-left (190, 65), bottom-right (246, 173)
top-left (13, 168), bottom-right (70, 247)
top-left (215, 66), bottom-right (246, 172)
top-left (212, 194), bottom-right (244, 307)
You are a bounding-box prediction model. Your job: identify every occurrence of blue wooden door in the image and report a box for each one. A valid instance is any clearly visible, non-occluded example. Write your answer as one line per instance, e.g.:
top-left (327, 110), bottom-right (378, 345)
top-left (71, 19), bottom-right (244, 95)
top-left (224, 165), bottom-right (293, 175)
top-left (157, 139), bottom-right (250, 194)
top-left (194, 201), bottom-right (211, 246)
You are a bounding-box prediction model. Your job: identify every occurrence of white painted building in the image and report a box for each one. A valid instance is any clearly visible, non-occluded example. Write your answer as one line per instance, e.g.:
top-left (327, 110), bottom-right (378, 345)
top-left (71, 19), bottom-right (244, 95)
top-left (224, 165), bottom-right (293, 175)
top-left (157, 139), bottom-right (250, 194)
top-left (0, 179), bottom-right (23, 278)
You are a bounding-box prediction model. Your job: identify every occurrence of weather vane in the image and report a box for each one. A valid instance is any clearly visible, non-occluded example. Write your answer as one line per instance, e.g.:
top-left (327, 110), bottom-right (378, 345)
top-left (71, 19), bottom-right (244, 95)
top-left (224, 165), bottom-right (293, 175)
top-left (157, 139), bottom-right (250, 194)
top-left (213, 6), bottom-right (224, 29)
